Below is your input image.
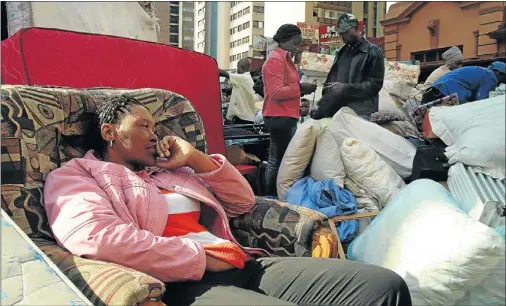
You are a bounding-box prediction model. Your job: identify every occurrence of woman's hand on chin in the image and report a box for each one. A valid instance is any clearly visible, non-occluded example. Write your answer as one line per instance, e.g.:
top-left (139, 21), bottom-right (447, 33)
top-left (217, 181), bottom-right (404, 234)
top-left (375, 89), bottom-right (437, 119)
top-left (155, 136), bottom-right (196, 170)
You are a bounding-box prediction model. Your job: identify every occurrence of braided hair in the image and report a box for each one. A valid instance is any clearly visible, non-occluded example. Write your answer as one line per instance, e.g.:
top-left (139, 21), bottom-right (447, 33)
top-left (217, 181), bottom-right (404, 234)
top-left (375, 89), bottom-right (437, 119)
top-left (86, 94), bottom-right (144, 156)
top-left (273, 24), bottom-right (302, 44)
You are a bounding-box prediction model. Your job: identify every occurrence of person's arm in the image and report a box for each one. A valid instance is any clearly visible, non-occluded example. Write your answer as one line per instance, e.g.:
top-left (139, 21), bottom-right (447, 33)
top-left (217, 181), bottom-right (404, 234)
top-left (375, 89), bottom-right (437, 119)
top-left (43, 166), bottom-right (207, 283)
top-left (475, 73), bottom-right (498, 101)
top-left (340, 46), bottom-right (385, 102)
top-left (219, 69), bottom-right (230, 79)
top-left (194, 154), bottom-right (256, 218)
top-left (263, 57), bottom-right (301, 101)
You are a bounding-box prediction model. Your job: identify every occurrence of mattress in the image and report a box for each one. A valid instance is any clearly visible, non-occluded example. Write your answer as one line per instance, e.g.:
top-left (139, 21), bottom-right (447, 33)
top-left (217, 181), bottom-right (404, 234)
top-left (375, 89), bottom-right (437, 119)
top-left (1, 27), bottom-right (225, 155)
top-left (1, 210), bottom-right (92, 306)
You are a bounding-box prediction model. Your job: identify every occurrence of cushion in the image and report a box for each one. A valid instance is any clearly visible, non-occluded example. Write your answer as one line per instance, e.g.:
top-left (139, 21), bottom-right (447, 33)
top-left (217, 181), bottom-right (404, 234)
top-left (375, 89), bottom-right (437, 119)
top-left (277, 120), bottom-right (318, 200)
top-left (309, 118), bottom-right (345, 188)
top-left (340, 138), bottom-right (405, 209)
top-left (329, 107), bottom-right (416, 179)
top-left (429, 95), bottom-right (506, 180)
top-left (348, 179), bottom-right (505, 306)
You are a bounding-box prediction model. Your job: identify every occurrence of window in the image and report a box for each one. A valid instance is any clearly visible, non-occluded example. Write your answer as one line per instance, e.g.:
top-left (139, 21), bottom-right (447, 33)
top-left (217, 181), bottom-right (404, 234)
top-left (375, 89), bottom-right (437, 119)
top-left (230, 15), bottom-right (234, 21)
top-left (363, 18), bottom-right (369, 34)
top-left (170, 35), bottom-right (178, 43)
top-left (242, 36), bottom-right (249, 44)
top-left (238, 24), bottom-right (243, 31)
top-left (363, 2), bottom-right (369, 14)
top-left (183, 7), bottom-right (194, 13)
top-left (230, 56), bottom-right (234, 62)
top-left (243, 7), bottom-right (250, 14)
top-left (253, 6), bottom-right (264, 13)
top-left (233, 13), bottom-right (237, 20)
top-left (238, 11), bottom-right (243, 18)
top-left (184, 36), bottom-right (193, 41)
top-left (183, 27), bottom-right (193, 32)
top-left (170, 6), bottom-right (179, 14)
top-left (253, 21), bottom-right (263, 28)
top-left (198, 8), bottom-right (205, 15)
top-left (243, 21), bottom-right (250, 29)
top-left (170, 16), bottom-right (178, 24)
top-left (230, 42), bottom-right (233, 48)
top-left (170, 25), bottom-right (179, 33)
top-left (242, 51), bottom-right (248, 58)
top-left (183, 16), bottom-right (192, 22)
top-left (198, 20), bottom-right (205, 27)
top-left (253, 50), bottom-right (262, 57)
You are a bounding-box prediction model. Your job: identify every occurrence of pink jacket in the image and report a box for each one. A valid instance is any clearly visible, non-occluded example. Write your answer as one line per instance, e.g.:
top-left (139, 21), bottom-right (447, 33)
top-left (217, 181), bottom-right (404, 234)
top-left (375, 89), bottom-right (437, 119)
top-left (44, 150), bottom-right (260, 283)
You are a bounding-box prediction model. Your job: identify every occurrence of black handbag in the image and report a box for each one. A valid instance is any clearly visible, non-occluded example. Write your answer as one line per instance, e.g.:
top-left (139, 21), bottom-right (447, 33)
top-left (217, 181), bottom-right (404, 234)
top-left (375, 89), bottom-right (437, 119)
top-left (410, 140), bottom-right (450, 182)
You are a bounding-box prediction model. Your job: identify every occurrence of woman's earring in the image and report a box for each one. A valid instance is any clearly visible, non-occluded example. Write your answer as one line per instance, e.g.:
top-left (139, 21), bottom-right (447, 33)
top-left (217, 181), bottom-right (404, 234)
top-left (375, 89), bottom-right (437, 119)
top-left (109, 140), bottom-right (113, 148)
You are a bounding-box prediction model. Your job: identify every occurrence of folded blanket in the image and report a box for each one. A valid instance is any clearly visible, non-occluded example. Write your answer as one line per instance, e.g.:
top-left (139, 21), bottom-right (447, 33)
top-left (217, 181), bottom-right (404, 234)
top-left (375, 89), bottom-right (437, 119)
top-left (286, 177), bottom-right (358, 240)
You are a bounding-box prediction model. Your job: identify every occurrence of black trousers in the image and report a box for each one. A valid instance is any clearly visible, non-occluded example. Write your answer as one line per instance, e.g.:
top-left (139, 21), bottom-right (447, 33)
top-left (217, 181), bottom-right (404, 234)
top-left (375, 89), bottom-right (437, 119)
top-left (263, 116), bottom-right (298, 197)
top-left (163, 257), bottom-right (412, 306)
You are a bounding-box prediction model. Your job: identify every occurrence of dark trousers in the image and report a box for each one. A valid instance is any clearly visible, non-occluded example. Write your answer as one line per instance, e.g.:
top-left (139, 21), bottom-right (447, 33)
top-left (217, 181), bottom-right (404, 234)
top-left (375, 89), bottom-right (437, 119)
top-left (163, 257), bottom-right (412, 306)
top-left (263, 116), bottom-right (298, 197)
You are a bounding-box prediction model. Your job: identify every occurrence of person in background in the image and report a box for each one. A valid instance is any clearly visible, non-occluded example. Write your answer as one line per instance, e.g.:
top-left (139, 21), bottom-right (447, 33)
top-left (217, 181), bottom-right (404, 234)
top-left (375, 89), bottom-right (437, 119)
top-left (414, 46), bottom-right (463, 101)
top-left (262, 24), bottom-right (317, 197)
top-left (44, 95), bottom-right (412, 306)
top-left (423, 61), bottom-right (506, 104)
top-left (320, 13), bottom-right (384, 120)
top-left (220, 59), bottom-right (256, 125)
top-left (299, 98), bottom-right (310, 124)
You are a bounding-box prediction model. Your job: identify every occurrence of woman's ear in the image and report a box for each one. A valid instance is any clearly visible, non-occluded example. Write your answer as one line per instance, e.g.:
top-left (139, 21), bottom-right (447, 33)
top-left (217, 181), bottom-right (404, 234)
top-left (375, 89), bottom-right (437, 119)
top-left (100, 123), bottom-right (115, 142)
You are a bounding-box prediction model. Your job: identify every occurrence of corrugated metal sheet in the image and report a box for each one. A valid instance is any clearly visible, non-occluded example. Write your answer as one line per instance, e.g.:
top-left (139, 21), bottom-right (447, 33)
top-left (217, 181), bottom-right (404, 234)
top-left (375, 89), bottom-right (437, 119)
top-left (448, 163), bottom-right (505, 228)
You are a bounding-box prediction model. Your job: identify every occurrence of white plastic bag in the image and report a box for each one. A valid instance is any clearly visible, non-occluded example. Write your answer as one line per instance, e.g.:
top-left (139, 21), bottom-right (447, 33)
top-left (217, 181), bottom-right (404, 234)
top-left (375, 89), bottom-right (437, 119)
top-left (329, 107), bottom-right (416, 179)
top-left (348, 179), bottom-right (505, 306)
top-left (429, 95), bottom-right (506, 179)
top-left (309, 119), bottom-right (345, 188)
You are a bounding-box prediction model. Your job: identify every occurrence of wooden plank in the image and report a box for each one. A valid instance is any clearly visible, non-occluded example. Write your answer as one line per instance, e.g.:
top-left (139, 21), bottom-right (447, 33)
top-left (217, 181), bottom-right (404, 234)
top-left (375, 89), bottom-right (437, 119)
top-left (330, 211), bottom-right (380, 222)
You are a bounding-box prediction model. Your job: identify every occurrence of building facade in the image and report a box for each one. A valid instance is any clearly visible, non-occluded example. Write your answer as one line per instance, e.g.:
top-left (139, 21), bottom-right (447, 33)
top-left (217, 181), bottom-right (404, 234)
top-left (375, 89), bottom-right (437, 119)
top-left (154, 1), bottom-right (193, 50)
top-left (300, 1), bottom-right (386, 38)
top-left (194, 1), bottom-right (265, 69)
top-left (178, 1), bottom-right (194, 50)
top-left (381, 1), bottom-right (506, 78)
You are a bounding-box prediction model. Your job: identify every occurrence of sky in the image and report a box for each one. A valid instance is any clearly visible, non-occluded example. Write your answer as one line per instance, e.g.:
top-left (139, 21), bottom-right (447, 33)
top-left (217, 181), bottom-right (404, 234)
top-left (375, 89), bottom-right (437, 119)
top-left (264, 2), bottom-right (397, 38)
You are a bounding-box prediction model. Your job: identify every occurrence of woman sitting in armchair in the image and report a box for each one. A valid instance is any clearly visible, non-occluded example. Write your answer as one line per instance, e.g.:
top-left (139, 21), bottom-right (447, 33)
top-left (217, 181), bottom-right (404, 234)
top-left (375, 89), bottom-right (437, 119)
top-left (44, 95), bottom-right (411, 306)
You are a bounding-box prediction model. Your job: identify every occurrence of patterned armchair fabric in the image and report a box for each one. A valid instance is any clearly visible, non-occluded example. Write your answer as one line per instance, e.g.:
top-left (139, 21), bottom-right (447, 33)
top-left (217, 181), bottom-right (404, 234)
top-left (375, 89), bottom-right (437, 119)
top-left (230, 197), bottom-right (335, 257)
top-left (1, 85), bottom-right (206, 304)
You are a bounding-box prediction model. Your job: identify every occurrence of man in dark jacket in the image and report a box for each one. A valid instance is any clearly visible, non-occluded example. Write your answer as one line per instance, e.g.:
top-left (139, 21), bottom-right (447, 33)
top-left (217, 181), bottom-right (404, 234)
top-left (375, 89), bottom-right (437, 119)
top-left (314, 13), bottom-right (384, 120)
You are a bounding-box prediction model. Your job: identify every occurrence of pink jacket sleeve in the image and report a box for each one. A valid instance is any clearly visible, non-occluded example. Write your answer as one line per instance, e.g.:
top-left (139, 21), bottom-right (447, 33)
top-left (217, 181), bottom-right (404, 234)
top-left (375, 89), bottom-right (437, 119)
top-left (43, 166), bottom-right (206, 283)
top-left (263, 57), bottom-right (300, 101)
top-left (196, 154), bottom-right (255, 218)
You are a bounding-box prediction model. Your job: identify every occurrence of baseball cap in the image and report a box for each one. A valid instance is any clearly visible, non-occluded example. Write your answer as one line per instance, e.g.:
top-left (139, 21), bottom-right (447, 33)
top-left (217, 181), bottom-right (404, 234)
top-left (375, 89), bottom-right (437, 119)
top-left (337, 13), bottom-right (360, 34)
top-left (489, 61), bottom-right (506, 74)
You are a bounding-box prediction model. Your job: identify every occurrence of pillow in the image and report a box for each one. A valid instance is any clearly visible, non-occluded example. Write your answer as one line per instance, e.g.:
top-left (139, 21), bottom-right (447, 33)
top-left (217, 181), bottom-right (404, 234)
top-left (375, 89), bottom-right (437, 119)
top-left (429, 95), bottom-right (506, 180)
top-left (329, 107), bottom-right (416, 179)
top-left (340, 138), bottom-right (405, 209)
top-left (348, 179), bottom-right (505, 306)
top-left (309, 118), bottom-right (345, 188)
top-left (277, 121), bottom-right (318, 200)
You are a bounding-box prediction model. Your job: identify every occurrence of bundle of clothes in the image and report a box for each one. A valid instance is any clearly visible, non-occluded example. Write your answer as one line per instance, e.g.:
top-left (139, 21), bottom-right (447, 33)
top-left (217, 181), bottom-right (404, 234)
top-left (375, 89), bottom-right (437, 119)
top-left (277, 109), bottom-right (416, 241)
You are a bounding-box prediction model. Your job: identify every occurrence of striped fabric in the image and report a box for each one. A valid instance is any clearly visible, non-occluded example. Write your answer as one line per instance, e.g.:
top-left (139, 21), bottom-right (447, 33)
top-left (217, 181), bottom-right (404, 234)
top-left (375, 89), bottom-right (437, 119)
top-left (160, 189), bottom-right (246, 269)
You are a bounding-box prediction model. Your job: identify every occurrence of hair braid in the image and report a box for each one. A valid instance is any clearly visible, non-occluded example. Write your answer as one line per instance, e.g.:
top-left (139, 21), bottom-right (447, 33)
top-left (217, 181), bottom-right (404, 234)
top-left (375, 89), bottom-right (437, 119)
top-left (86, 94), bottom-right (144, 156)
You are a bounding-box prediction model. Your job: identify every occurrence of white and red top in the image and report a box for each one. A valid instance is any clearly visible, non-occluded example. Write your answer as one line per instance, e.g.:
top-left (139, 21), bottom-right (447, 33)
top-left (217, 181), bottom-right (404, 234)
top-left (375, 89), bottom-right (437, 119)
top-left (160, 189), bottom-right (247, 269)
